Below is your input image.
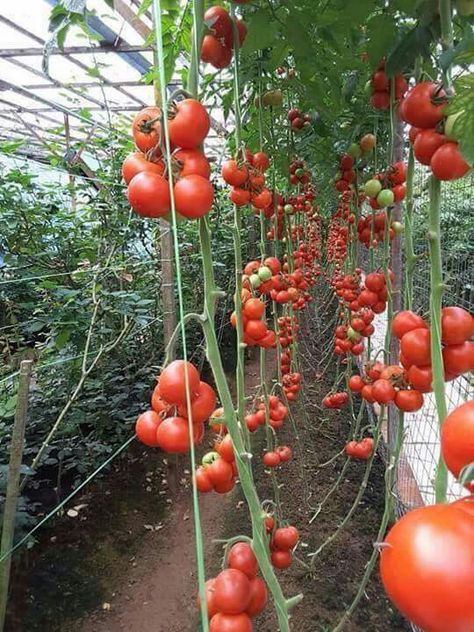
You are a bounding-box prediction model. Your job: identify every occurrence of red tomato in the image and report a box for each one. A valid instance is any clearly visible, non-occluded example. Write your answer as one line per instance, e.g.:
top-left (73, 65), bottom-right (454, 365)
top-left (168, 99), bottom-right (210, 149)
top-left (213, 568), bottom-right (251, 615)
top-left (407, 364), bottom-right (433, 393)
top-left (413, 128), bottom-right (447, 165)
top-left (230, 187), bottom-right (251, 206)
top-left (207, 457), bottom-right (234, 486)
top-left (132, 106), bottom-right (161, 152)
top-left (380, 503), bottom-right (474, 632)
top-left (272, 526), bottom-right (299, 550)
top-left (401, 81), bottom-right (447, 128)
top-left (174, 148), bottom-right (211, 179)
top-left (430, 142), bottom-right (471, 181)
top-left (210, 613), bottom-right (253, 632)
top-left (135, 410), bottom-right (162, 447)
top-left (174, 175), bottom-right (214, 219)
top-left (263, 452), bottom-right (280, 468)
top-left (371, 379), bottom-right (396, 404)
top-left (252, 151), bottom-right (270, 171)
top-left (270, 549), bottom-right (292, 569)
top-left (441, 400), bottom-right (474, 491)
top-left (349, 375), bottom-right (365, 392)
top-left (276, 445), bottom-right (292, 462)
top-left (127, 172), bottom-right (170, 218)
top-left (395, 389), bottom-right (424, 412)
top-left (178, 381), bottom-right (216, 424)
top-left (243, 298), bottom-right (265, 319)
top-left (441, 307), bottom-right (474, 345)
top-left (195, 466), bottom-right (214, 493)
top-left (215, 434), bottom-right (235, 463)
top-left (222, 160), bottom-right (249, 186)
top-left (156, 416), bottom-right (194, 453)
top-left (391, 310), bottom-right (427, 339)
top-left (158, 360), bottom-right (200, 405)
top-left (400, 328), bottom-right (431, 366)
top-left (204, 6), bottom-right (232, 43)
top-left (197, 578), bottom-right (219, 619)
top-left (361, 384), bottom-right (375, 403)
top-left (246, 577), bottom-right (267, 617)
top-left (214, 477), bottom-right (236, 494)
top-left (122, 152), bottom-right (164, 184)
top-left (443, 341), bottom-right (474, 376)
top-left (151, 384), bottom-right (170, 414)
top-left (228, 542), bottom-right (258, 579)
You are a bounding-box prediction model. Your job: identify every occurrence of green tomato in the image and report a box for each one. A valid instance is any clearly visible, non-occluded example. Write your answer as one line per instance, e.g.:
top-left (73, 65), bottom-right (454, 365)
top-left (295, 168), bottom-right (305, 177)
top-left (249, 273), bottom-right (262, 288)
top-left (262, 89), bottom-right (283, 107)
top-left (391, 221), bottom-right (404, 234)
top-left (258, 265), bottom-right (272, 281)
top-left (444, 111), bottom-right (463, 141)
top-left (284, 204), bottom-right (294, 214)
top-left (202, 451), bottom-right (219, 466)
top-left (364, 179), bottom-right (382, 197)
top-left (348, 143), bottom-right (362, 159)
top-left (347, 327), bottom-right (361, 342)
top-left (377, 189), bottom-right (395, 208)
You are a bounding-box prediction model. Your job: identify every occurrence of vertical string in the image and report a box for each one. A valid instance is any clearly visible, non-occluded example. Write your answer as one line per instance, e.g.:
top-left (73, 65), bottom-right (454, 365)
top-left (151, 1), bottom-right (209, 628)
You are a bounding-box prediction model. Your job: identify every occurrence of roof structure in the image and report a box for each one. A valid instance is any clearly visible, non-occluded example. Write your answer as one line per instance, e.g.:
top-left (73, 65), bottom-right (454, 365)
top-left (0, 0), bottom-right (228, 168)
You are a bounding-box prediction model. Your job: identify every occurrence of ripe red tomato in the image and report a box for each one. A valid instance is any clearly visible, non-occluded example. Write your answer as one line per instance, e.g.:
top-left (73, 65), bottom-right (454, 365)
top-left (243, 298), bottom-right (265, 320)
top-left (263, 451), bottom-right (280, 468)
top-left (430, 142), bottom-right (470, 181)
top-left (204, 5), bottom-right (232, 43)
top-left (251, 189), bottom-right (272, 209)
top-left (401, 81), bottom-right (447, 128)
top-left (413, 128), bottom-right (447, 165)
top-left (132, 106), bottom-right (161, 152)
top-left (349, 375), bottom-right (365, 392)
top-left (214, 477), bottom-right (236, 494)
top-left (156, 416), bottom-right (194, 453)
top-left (222, 160), bottom-right (249, 186)
top-left (207, 456), bottom-right (234, 486)
top-left (361, 384), bottom-right (375, 403)
top-left (178, 381), bottom-right (216, 424)
top-left (210, 612), bottom-right (253, 632)
top-left (174, 148), bottom-right (211, 179)
top-left (371, 379), bottom-right (396, 404)
top-left (252, 151), bottom-right (270, 171)
top-left (407, 364), bottom-right (433, 393)
top-left (230, 187), bottom-right (251, 206)
top-left (174, 175), bottom-right (214, 219)
top-left (201, 34), bottom-right (232, 69)
top-left (441, 400), bottom-right (474, 491)
top-left (135, 410), bottom-right (162, 447)
top-left (276, 445), bottom-right (292, 462)
top-left (246, 577), bottom-right (267, 617)
top-left (213, 568), bottom-right (251, 615)
top-left (168, 99), bottom-right (210, 149)
top-left (127, 172), bottom-right (170, 218)
top-left (151, 384), bottom-right (170, 414)
top-left (228, 542), bottom-right (258, 579)
top-left (400, 328), bottom-right (431, 366)
top-left (394, 389), bottom-right (424, 412)
top-left (371, 91), bottom-right (390, 110)
top-left (391, 310), bottom-right (427, 339)
top-left (270, 549), bottom-right (292, 569)
top-left (122, 152), bottom-right (164, 184)
top-left (272, 526), bottom-right (299, 550)
top-left (441, 306), bottom-right (474, 345)
top-left (215, 434), bottom-right (235, 463)
top-left (158, 360), bottom-right (200, 405)
top-left (443, 341), bottom-right (474, 376)
top-left (380, 503), bottom-right (474, 632)
top-left (197, 578), bottom-right (219, 619)
top-left (195, 465), bottom-right (214, 493)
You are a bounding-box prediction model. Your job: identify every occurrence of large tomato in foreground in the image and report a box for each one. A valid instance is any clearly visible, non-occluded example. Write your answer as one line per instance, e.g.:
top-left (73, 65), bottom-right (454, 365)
top-left (158, 360), bottom-right (200, 405)
top-left (174, 175), bottom-right (214, 219)
top-left (168, 99), bottom-right (210, 149)
top-left (441, 400), bottom-right (474, 491)
top-left (127, 172), bottom-right (170, 218)
top-left (380, 503), bottom-right (474, 632)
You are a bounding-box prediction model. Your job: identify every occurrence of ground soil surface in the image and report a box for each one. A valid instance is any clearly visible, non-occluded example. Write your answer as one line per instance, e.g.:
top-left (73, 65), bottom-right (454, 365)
top-left (7, 304), bottom-right (410, 632)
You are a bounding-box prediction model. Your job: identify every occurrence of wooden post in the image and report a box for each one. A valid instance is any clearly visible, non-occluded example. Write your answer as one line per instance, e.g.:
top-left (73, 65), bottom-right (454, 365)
top-left (160, 221), bottom-right (176, 355)
top-left (0, 360), bottom-right (32, 631)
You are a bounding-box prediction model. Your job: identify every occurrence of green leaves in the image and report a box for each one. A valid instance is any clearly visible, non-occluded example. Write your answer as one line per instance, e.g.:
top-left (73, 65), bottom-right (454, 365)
top-left (366, 14), bottom-right (397, 67)
top-left (444, 74), bottom-right (474, 164)
top-left (242, 8), bottom-right (278, 54)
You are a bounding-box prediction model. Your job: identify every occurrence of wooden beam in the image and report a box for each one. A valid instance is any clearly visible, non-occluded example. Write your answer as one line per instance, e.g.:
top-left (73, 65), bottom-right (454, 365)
top-left (113, 0), bottom-right (152, 40)
top-left (0, 44), bottom-right (152, 57)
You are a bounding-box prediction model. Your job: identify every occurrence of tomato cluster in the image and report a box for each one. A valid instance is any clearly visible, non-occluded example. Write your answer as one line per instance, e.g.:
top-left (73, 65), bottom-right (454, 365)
top-left (262, 445), bottom-right (292, 468)
top-left (269, 525), bottom-right (299, 570)
top-left (363, 160), bottom-right (407, 211)
top-left (244, 395), bottom-right (288, 432)
top-left (289, 158), bottom-right (312, 186)
top-left (200, 542), bottom-right (268, 631)
top-left (195, 435), bottom-right (238, 494)
top-left (369, 60), bottom-right (407, 111)
top-left (287, 107), bottom-right (312, 132)
top-left (334, 153), bottom-right (356, 192)
top-left (200, 6), bottom-right (247, 69)
top-left (395, 307), bottom-right (474, 386)
top-left (345, 437), bottom-right (374, 460)
top-left (322, 391), bottom-right (349, 409)
top-left (125, 99), bottom-right (214, 220)
top-left (400, 81), bottom-right (471, 180)
top-left (282, 371), bottom-right (301, 401)
top-left (357, 212), bottom-right (395, 247)
top-left (135, 360), bottom-right (216, 452)
top-left (221, 150), bottom-right (272, 212)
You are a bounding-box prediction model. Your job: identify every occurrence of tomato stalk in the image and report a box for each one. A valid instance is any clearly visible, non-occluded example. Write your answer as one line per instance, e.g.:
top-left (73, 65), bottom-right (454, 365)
top-left (428, 176), bottom-right (449, 502)
top-left (403, 147), bottom-right (416, 310)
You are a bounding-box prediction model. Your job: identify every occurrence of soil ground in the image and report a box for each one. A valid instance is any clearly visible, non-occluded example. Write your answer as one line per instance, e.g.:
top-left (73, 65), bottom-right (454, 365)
top-left (7, 306), bottom-right (410, 632)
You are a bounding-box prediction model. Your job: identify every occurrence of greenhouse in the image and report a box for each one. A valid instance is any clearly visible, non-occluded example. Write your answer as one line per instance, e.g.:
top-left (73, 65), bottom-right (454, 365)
top-left (0, 1), bottom-right (473, 631)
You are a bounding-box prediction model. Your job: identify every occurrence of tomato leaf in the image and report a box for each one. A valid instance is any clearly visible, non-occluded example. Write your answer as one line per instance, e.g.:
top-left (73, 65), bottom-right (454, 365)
top-left (439, 33), bottom-right (474, 70)
top-left (366, 14), bottom-right (397, 67)
top-left (242, 8), bottom-right (278, 54)
top-left (385, 23), bottom-right (435, 76)
top-left (444, 74), bottom-right (474, 164)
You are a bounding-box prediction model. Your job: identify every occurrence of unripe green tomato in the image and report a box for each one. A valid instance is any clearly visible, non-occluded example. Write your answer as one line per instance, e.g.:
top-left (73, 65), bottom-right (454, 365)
top-left (258, 265), bottom-right (272, 281)
top-left (348, 143), bottom-right (362, 159)
top-left (202, 451), bottom-right (219, 466)
top-left (391, 221), bottom-right (404, 234)
top-left (377, 189), bottom-right (395, 208)
top-left (347, 327), bottom-right (361, 342)
top-left (444, 111), bottom-right (463, 140)
top-left (249, 273), bottom-right (262, 288)
top-left (262, 89), bottom-right (283, 107)
top-left (284, 204), bottom-right (294, 214)
top-left (364, 179), bottom-right (382, 197)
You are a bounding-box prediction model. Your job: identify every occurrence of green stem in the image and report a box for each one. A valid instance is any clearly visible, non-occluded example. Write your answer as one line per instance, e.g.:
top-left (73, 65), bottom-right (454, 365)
top-left (428, 177), bottom-right (448, 502)
top-left (404, 147), bottom-right (416, 310)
